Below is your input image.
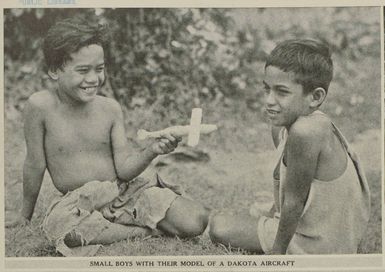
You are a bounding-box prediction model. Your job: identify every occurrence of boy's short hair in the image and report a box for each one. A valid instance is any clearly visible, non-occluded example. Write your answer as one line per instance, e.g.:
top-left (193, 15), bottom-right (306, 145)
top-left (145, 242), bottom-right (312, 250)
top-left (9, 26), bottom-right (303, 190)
top-left (43, 16), bottom-right (109, 72)
top-left (265, 39), bottom-right (333, 94)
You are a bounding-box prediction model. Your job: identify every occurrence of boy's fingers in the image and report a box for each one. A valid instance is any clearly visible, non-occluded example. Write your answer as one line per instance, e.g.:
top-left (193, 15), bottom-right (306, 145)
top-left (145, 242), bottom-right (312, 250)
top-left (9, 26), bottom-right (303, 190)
top-left (159, 144), bottom-right (170, 154)
top-left (160, 138), bottom-right (171, 148)
top-left (162, 139), bottom-right (177, 152)
top-left (169, 132), bottom-right (182, 142)
top-left (154, 137), bottom-right (178, 154)
top-left (160, 138), bottom-right (169, 144)
top-left (161, 133), bottom-right (176, 143)
top-left (158, 142), bottom-right (166, 150)
top-left (157, 141), bottom-right (170, 153)
top-left (160, 138), bottom-right (178, 149)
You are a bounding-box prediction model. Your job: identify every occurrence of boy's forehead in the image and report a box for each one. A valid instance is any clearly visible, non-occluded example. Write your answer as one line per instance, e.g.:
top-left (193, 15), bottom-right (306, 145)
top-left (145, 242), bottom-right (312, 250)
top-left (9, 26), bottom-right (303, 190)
top-left (264, 66), bottom-right (298, 85)
top-left (68, 44), bottom-right (104, 65)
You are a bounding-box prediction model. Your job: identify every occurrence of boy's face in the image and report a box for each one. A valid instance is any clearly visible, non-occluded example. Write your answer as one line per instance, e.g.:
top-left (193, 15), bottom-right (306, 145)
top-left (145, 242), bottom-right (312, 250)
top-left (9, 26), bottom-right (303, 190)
top-left (54, 44), bottom-right (105, 104)
top-left (263, 66), bottom-right (312, 128)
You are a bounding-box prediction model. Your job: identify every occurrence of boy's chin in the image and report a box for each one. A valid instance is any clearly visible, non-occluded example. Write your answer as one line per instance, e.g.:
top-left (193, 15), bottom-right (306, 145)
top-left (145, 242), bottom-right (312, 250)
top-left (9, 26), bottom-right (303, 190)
top-left (82, 95), bottom-right (97, 102)
top-left (268, 118), bottom-right (282, 126)
top-left (77, 94), bottom-right (97, 103)
top-left (79, 90), bottom-right (98, 101)
top-left (269, 119), bottom-right (290, 128)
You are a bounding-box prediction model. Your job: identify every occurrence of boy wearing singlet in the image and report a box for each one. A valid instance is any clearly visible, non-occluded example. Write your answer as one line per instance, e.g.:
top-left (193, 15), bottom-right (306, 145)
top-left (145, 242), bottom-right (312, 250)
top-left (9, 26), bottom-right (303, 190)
top-left (209, 39), bottom-right (370, 254)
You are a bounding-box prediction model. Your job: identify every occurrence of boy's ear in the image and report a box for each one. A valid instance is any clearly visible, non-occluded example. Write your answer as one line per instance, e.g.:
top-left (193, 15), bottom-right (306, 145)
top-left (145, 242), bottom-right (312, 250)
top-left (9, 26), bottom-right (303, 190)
top-left (48, 69), bottom-right (59, 80)
top-left (309, 87), bottom-right (326, 108)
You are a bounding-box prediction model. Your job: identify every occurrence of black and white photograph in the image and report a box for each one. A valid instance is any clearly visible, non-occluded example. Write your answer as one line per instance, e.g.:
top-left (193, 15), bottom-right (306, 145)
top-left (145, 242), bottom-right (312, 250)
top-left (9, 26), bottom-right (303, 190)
top-left (2, 2), bottom-right (383, 271)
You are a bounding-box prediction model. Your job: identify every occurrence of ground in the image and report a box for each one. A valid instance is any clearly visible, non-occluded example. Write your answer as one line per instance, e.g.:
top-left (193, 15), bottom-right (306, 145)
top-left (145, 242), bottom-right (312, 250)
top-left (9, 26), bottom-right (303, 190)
top-left (4, 106), bottom-right (382, 256)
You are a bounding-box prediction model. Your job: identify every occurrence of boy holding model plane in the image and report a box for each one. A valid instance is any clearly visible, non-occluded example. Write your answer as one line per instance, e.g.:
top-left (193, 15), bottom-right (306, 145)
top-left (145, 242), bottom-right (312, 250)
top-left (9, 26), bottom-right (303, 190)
top-left (5, 17), bottom-right (214, 256)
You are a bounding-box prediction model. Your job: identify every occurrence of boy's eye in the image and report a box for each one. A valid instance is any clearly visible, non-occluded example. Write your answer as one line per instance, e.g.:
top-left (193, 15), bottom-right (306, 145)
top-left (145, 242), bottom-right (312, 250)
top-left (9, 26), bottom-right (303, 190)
top-left (96, 67), bottom-right (105, 73)
top-left (276, 88), bottom-right (289, 95)
top-left (77, 69), bottom-right (89, 74)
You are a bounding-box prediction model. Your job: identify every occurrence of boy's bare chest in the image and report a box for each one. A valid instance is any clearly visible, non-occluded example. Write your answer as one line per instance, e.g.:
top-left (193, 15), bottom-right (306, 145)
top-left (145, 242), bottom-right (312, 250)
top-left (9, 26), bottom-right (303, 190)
top-left (44, 110), bottom-right (112, 153)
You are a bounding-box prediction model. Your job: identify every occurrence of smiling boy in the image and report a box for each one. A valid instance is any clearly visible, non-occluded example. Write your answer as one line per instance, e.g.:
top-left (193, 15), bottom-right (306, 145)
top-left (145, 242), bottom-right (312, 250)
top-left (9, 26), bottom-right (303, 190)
top-left (6, 17), bottom-right (209, 256)
top-left (209, 39), bottom-right (370, 254)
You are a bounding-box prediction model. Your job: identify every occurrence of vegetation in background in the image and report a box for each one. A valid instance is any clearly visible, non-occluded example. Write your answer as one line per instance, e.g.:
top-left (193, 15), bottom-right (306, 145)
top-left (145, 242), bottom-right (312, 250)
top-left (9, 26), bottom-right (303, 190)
top-left (4, 8), bottom-right (380, 137)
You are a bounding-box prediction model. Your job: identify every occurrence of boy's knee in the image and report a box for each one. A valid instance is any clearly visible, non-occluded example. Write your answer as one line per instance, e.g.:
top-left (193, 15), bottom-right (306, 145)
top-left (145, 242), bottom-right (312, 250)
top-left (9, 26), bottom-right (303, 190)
top-left (179, 205), bottom-right (210, 238)
top-left (194, 206), bottom-right (210, 234)
top-left (209, 214), bottom-right (230, 244)
top-left (160, 203), bottom-right (209, 238)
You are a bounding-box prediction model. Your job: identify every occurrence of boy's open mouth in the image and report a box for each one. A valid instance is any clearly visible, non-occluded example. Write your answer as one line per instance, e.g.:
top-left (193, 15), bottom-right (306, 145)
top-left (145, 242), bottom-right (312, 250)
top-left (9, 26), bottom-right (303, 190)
top-left (266, 108), bottom-right (279, 116)
top-left (80, 86), bottom-right (97, 94)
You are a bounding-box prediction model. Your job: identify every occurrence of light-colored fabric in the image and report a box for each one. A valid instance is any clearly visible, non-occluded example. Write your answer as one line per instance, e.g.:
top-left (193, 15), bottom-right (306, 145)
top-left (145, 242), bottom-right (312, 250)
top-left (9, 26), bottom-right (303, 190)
top-left (256, 111), bottom-right (370, 254)
top-left (42, 180), bottom-right (119, 257)
top-left (133, 187), bottom-right (179, 229)
top-left (257, 213), bottom-right (279, 253)
top-left (42, 175), bottom-right (182, 257)
top-left (100, 174), bottom-right (183, 227)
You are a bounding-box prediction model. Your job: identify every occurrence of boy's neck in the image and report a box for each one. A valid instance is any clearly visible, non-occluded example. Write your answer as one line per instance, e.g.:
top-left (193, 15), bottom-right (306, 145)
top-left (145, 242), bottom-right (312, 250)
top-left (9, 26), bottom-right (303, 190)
top-left (285, 108), bottom-right (320, 130)
top-left (303, 108), bottom-right (318, 116)
top-left (54, 88), bottom-right (93, 110)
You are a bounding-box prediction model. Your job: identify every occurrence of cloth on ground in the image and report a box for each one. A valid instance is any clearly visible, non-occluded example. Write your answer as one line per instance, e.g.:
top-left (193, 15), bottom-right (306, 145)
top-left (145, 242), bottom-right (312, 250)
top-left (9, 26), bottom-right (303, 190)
top-left (42, 174), bottom-right (183, 256)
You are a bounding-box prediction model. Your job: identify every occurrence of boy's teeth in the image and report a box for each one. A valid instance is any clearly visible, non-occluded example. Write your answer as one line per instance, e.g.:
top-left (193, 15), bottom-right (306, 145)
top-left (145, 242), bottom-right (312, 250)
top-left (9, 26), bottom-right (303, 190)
top-left (83, 87), bottom-right (96, 92)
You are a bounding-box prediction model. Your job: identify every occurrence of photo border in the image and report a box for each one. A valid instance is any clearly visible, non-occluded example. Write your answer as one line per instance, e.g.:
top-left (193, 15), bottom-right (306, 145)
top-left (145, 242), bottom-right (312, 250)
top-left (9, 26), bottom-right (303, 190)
top-left (1, 1), bottom-right (384, 271)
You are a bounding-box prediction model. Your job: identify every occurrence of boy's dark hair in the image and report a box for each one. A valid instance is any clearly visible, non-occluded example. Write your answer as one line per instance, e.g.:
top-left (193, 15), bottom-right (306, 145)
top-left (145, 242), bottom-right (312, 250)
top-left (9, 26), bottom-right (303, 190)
top-left (43, 16), bottom-right (109, 72)
top-left (265, 39), bottom-right (333, 94)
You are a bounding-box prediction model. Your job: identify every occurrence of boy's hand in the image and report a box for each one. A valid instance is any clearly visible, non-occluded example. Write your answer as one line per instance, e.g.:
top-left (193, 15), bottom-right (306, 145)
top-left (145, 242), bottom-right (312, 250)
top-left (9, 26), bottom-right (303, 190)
top-left (5, 211), bottom-right (29, 228)
top-left (149, 133), bottom-right (181, 155)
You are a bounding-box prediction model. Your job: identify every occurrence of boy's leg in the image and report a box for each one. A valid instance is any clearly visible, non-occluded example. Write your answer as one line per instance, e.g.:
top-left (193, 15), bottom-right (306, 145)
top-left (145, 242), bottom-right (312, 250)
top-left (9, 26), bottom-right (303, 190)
top-left (65, 194), bottom-right (211, 247)
top-left (209, 213), bottom-right (264, 254)
top-left (156, 196), bottom-right (210, 238)
top-left (64, 221), bottom-right (151, 247)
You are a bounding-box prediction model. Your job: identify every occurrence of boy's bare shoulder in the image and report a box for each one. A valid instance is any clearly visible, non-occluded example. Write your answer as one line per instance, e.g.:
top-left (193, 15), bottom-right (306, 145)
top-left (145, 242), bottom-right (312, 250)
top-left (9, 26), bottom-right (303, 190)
top-left (288, 113), bottom-right (331, 142)
top-left (25, 90), bottom-right (57, 116)
top-left (94, 95), bottom-right (123, 118)
top-left (27, 90), bottom-right (55, 108)
top-left (94, 96), bottom-right (123, 122)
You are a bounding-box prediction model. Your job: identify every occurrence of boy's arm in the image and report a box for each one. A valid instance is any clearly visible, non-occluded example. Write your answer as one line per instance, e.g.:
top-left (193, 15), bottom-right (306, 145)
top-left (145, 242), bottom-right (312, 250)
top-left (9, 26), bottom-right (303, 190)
top-left (21, 97), bottom-right (47, 221)
top-left (271, 121), bottom-right (322, 254)
top-left (110, 101), bottom-right (178, 181)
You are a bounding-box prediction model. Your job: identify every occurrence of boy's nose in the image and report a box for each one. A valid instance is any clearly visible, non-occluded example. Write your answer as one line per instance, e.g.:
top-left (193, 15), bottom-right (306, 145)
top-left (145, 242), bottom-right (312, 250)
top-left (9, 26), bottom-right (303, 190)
top-left (84, 71), bottom-right (99, 84)
top-left (265, 91), bottom-right (276, 106)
